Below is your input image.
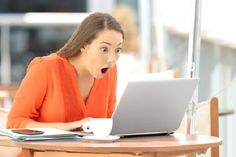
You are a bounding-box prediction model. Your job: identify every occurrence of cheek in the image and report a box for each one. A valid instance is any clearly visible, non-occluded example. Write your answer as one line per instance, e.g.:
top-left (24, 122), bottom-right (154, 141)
top-left (113, 53), bottom-right (120, 63)
top-left (87, 53), bottom-right (105, 68)
top-left (116, 54), bottom-right (120, 61)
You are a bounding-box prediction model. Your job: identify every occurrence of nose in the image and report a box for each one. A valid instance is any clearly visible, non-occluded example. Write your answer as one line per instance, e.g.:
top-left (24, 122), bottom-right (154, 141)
top-left (107, 52), bottom-right (117, 65)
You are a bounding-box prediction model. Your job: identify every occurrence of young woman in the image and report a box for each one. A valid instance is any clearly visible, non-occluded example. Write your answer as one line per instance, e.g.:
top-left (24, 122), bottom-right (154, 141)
top-left (7, 12), bottom-right (124, 132)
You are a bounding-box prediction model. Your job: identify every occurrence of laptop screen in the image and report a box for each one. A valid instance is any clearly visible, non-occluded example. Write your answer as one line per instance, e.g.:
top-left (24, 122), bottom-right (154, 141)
top-left (111, 77), bottom-right (199, 137)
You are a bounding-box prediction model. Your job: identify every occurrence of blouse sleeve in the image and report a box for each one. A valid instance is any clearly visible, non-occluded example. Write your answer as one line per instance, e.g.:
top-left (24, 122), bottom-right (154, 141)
top-left (7, 57), bottom-right (48, 128)
top-left (107, 65), bottom-right (117, 118)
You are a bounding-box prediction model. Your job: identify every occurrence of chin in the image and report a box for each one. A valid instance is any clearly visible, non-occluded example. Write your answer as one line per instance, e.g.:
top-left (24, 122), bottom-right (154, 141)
top-left (96, 75), bottom-right (105, 79)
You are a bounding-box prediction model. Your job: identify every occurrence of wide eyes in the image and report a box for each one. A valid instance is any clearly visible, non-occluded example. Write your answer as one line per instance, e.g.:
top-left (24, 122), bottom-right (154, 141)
top-left (115, 48), bottom-right (122, 54)
top-left (100, 47), bottom-right (108, 53)
top-left (100, 47), bottom-right (122, 53)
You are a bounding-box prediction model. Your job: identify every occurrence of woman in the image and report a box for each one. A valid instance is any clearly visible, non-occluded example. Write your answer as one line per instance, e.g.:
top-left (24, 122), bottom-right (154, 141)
top-left (7, 12), bottom-right (124, 132)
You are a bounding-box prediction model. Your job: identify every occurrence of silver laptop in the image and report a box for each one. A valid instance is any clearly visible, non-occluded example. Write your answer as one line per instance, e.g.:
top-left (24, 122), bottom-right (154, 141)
top-left (111, 77), bottom-right (199, 137)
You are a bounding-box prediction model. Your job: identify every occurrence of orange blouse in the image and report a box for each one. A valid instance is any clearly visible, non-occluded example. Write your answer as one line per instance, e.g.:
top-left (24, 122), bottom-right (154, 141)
top-left (7, 54), bottom-right (117, 128)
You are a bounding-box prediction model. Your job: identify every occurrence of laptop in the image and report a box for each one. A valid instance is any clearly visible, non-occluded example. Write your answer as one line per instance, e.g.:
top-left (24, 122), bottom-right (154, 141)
top-left (110, 77), bottom-right (199, 137)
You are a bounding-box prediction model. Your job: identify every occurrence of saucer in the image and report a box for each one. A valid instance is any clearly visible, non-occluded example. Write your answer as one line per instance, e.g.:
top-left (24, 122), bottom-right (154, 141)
top-left (82, 135), bottom-right (120, 142)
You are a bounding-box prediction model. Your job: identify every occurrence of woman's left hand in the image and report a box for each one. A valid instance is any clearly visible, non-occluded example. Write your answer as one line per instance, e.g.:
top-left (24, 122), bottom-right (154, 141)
top-left (67, 117), bottom-right (92, 131)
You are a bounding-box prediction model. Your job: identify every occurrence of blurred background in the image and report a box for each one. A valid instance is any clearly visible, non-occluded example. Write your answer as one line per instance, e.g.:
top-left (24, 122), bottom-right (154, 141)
top-left (0, 0), bottom-right (235, 156)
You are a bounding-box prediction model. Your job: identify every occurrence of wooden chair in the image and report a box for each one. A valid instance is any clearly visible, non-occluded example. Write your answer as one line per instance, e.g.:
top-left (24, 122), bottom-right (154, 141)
top-left (0, 84), bottom-right (18, 108)
top-left (176, 97), bottom-right (219, 157)
top-left (0, 108), bottom-right (21, 157)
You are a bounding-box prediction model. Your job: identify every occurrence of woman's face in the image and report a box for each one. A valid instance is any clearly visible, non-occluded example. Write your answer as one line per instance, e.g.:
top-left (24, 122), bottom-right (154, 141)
top-left (81, 29), bottom-right (123, 79)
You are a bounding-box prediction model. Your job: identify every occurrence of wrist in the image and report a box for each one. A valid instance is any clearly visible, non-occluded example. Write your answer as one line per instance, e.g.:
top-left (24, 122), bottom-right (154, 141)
top-left (64, 122), bottom-right (73, 131)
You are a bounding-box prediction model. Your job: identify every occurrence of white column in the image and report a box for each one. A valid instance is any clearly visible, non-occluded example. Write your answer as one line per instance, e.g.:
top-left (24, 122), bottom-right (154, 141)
top-left (186, 0), bottom-right (202, 134)
top-left (138, 0), bottom-right (152, 67)
top-left (152, 0), bottom-right (166, 71)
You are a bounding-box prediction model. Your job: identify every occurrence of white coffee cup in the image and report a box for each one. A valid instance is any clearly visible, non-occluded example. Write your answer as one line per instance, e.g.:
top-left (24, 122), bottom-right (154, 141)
top-left (82, 118), bottom-right (113, 137)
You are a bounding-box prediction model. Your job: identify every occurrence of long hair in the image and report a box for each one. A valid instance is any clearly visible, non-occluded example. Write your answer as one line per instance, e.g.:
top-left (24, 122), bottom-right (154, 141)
top-left (57, 12), bottom-right (124, 58)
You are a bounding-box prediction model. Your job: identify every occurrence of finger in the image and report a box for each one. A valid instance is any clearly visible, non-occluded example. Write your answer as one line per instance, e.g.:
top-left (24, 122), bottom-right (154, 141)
top-left (87, 117), bottom-right (93, 121)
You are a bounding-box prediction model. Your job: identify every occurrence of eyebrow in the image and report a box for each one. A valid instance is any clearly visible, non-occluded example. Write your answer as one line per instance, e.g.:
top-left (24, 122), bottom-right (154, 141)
top-left (100, 42), bottom-right (123, 46)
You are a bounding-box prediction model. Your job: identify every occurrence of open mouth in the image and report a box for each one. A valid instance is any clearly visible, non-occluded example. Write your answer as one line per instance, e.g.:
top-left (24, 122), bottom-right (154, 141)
top-left (101, 67), bottom-right (109, 74)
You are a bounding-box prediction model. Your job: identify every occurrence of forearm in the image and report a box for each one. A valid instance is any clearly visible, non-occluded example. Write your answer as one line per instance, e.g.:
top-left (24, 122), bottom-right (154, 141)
top-left (25, 121), bottom-right (72, 131)
top-left (25, 118), bottom-right (91, 131)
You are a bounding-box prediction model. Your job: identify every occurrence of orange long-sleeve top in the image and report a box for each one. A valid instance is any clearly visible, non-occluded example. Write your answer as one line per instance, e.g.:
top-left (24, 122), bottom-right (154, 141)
top-left (7, 54), bottom-right (117, 128)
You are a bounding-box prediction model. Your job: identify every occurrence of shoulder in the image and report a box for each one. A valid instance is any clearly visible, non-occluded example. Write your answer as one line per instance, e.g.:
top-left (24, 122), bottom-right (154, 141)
top-left (27, 53), bottom-right (67, 72)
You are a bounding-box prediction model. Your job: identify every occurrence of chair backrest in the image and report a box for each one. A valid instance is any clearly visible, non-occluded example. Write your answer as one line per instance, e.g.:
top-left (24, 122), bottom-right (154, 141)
top-left (0, 84), bottom-right (18, 108)
top-left (176, 97), bottom-right (219, 157)
top-left (210, 97), bottom-right (219, 156)
top-left (0, 108), bottom-right (22, 157)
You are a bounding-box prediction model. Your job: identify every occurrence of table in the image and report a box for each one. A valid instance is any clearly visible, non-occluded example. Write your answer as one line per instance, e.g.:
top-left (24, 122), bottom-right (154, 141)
top-left (0, 133), bottom-right (222, 157)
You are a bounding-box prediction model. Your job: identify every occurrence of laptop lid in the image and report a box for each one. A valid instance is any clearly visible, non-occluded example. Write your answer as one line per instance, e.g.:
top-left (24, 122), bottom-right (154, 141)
top-left (111, 77), bottom-right (199, 137)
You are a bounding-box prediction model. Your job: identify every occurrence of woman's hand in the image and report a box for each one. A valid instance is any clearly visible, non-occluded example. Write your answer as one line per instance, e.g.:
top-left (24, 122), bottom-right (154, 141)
top-left (67, 117), bottom-right (92, 131)
top-left (25, 117), bottom-right (92, 131)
